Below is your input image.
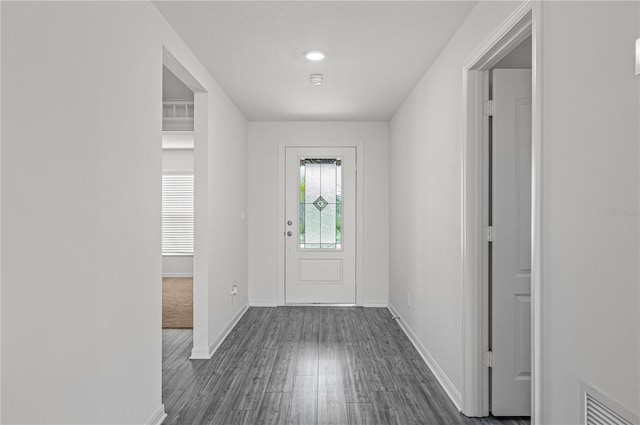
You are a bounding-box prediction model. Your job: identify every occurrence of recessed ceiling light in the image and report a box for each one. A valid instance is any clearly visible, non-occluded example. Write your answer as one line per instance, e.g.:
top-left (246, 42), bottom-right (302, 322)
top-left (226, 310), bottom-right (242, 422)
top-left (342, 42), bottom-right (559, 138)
top-left (305, 50), bottom-right (327, 61)
top-left (310, 74), bottom-right (324, 86)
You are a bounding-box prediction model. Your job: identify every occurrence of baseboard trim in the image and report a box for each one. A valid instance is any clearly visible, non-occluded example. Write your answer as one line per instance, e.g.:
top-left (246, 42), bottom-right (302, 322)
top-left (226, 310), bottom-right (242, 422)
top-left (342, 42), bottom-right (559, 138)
top-left (364, 302), bottom-right (388, 308)
top-left (190, 345), bottom-right (211, 359)
top-left (248, 301), bottom-right (388, 307)
top-left (249, 301), bottom-right (279, 307)
top-left (387, 303), bottom-right (463, 411)
top-left (162, 273), bottom-right (193, 278)
top-left (190, 303), bottom-right (249, 359)
top-left (145, 405), bottom-right (167, 425)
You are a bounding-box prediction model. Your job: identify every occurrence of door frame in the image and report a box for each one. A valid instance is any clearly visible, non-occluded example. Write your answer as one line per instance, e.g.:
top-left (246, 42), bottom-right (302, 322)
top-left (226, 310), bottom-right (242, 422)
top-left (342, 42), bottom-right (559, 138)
top-left (460, 1), bottom-right (542, 421)
top-left (277, 140), bottom-right (364, 306)
top-left (162, 47), bottom-right (210, 359)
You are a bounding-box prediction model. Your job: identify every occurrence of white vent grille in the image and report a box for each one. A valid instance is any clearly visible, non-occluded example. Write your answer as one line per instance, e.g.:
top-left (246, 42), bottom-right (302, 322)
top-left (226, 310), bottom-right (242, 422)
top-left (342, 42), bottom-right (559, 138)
top-left (586, 394), bottom-right (633, 425)
top-left (583, 382), bottom-right (638, 425)
top-left (163, 101), bottom-right (194, 120)
top-left (163, 101), bottom-right (194, 131)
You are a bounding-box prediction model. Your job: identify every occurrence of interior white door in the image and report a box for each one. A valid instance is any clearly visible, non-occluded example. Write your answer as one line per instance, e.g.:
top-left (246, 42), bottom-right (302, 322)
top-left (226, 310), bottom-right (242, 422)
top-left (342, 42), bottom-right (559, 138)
top-left (491, 69), bottom-right (532, 416)
top-left (285, 147), bottom-right (356, 304)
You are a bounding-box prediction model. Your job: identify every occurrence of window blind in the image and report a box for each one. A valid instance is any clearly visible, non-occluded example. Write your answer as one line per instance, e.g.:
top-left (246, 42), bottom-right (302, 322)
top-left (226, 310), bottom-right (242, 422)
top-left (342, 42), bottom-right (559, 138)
top-left (162, 174), bottom-right (194, 255)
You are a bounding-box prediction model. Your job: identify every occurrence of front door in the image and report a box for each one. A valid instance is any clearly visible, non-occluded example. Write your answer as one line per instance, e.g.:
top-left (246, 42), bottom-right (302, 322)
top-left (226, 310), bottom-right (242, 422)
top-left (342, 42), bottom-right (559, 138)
top-left (284, 147), bottom-right (356, 304)
top-left (491, 69), bottom-right (532, 416)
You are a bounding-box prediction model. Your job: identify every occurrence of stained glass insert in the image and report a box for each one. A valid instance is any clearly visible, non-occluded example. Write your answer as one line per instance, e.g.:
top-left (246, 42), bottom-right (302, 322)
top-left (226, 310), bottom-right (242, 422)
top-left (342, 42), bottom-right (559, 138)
top-left (313, 196), bottom-right (328, 211)
top-left (299, 158), bottom-right (342, 249)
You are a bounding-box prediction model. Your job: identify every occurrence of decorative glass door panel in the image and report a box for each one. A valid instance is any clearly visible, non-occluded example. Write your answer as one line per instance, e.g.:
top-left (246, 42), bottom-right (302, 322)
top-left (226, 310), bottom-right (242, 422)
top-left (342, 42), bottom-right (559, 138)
top-left (299, 158), bottom-right (342, 249)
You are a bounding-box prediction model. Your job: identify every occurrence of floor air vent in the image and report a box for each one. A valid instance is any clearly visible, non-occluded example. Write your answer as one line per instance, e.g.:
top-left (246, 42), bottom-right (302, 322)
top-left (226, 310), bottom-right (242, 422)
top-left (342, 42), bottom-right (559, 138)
top-left (582, 382), bottom-right (638, 425)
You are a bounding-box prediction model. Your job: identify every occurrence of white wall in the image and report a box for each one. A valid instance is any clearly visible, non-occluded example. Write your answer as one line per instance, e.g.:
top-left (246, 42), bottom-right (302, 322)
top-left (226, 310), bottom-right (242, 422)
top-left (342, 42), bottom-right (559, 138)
top-left (162, 256), bottom-right (193, 277)
top-left (248, 122), bottom-right (389, 306)
top-left (163, 148), bottom-right (194, 173)
top-left (203, 90), bottom-right (249, 351)
top-left (1, 2), bottom-right (248, 424)
top-left (162, 148), bottom-right (194, 277)
top-left (389, 1), bottom-right (524, 399)
top-left (539, 2), bottom-right (639, 423)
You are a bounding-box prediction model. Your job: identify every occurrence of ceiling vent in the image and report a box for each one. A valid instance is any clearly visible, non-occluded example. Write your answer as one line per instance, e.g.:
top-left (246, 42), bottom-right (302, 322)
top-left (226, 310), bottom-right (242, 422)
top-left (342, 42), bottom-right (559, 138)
top-left (582, 382), bottom-right (638, 425)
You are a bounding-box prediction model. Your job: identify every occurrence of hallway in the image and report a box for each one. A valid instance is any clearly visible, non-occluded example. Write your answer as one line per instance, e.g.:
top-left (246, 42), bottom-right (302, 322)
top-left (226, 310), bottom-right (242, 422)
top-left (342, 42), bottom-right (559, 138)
top-left (162, 307), bottom-right (530, 424)
top-left (3, 1), bottom-right (638, 423)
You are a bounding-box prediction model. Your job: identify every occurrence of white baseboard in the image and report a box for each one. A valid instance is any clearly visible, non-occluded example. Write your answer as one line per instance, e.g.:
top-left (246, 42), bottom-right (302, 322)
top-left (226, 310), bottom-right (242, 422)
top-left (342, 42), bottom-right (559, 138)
top-left (249, 301), bottom-right (279, 307)
top-left (190, 345), bottom-right (211, 359)
top-left (145, 405), bottom-right (167, 425)
top-left (387, 303), bottom-right (463, 411)
top-left (247, 301), bottom-right (388, 307)
top-left (162, 273), bottom-right (193, 278)
top-left (364, 302), bottom-right (388, 307)
top-left (190, 303), bottom-right (249, 359)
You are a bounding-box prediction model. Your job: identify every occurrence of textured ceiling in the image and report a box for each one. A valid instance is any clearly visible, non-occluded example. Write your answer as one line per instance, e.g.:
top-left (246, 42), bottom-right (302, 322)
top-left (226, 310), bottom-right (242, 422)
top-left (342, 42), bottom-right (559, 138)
top-left (154, 1), bottom-right (477, 121)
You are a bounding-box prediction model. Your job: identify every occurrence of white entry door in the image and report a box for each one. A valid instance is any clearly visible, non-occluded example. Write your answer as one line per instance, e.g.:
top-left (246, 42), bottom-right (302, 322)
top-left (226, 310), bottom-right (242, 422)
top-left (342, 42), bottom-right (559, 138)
top-left (491, 69), bottom-right (532, 416)
top-left (285, 147), bottom-right (356, 304)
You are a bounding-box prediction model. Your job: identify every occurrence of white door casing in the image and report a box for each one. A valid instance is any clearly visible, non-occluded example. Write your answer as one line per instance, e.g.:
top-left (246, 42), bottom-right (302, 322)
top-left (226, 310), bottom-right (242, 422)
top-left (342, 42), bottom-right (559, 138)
top-left (284, 147), bottom-right (356, 304)
top-left (460, 4), bottom-right (538, 419)
top-left (491, 69), bottom-right (532, 416)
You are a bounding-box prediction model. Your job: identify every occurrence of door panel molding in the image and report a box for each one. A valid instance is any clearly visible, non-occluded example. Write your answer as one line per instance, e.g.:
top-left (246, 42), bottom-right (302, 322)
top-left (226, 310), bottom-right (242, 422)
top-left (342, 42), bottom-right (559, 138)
top-left (298, 259), bottom-right (343, 284)
top-left (163, 46), bottom-right (210, 361)
top-left (491, 69), bottom-right (532, 416)
top-left (277, 140), bottom-right (364, 306)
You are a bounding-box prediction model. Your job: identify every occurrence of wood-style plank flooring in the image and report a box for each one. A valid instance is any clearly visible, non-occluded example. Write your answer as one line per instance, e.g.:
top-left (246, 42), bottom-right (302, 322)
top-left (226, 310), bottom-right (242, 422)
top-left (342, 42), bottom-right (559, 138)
top-left (163, 307), bottom-right (530, 425)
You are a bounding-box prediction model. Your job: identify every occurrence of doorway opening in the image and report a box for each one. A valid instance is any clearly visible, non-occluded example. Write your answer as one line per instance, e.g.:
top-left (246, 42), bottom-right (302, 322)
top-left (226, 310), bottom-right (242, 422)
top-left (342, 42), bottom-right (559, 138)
top-left (486, 42), bottom-right (532, 417)
top-left (162, 66), bottom-right (195, 330)
top-left (160, 49), bottom-right (210, 418)
top-left (161, 66), bottom-right (195, 364)
top-left (461, 2), bottom-right (541, 421)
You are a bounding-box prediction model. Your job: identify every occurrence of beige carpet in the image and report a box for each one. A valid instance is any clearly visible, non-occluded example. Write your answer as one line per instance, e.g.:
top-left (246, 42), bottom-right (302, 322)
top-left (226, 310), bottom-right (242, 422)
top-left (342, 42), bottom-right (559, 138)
top-left (162, 277), bottom-right (193, 329)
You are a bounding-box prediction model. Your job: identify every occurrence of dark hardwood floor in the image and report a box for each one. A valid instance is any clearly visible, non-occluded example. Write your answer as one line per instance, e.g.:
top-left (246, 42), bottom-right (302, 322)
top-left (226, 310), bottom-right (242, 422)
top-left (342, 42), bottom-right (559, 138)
top-left (162, 307), bottom-right (530, 425)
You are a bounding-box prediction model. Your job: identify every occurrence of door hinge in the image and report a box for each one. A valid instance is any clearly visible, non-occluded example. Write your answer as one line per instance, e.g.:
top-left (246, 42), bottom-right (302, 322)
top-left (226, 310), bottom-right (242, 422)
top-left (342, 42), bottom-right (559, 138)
top-left (483, 100), bottom-right (495, 117)
top-left (483, 351), bottom-right (495, 368)
top-left (483, 226), bottom-right (495, 242)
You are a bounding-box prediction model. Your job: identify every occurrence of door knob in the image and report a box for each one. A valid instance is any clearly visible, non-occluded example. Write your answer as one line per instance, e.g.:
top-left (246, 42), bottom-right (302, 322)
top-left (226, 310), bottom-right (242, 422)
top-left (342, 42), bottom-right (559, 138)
top-left (287, 220), bottom-right (293, 226)
top-left (287, 231), bottom-right (293, 236)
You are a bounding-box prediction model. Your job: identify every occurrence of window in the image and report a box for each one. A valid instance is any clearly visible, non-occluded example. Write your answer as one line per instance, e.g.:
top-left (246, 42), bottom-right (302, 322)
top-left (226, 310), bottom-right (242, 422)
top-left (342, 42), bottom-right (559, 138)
top-left (162, 174), bottom-right (194, 255)
top-left (299, 158), bottom-right (342, 249)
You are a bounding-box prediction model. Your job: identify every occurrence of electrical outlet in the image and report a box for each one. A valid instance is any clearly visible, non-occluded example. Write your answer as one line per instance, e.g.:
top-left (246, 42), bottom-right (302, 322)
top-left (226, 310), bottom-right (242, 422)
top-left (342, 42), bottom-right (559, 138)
top-left (407, 293), bottom-right (411, 308)
top-left (229, 284), bottom-right (238, 304)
